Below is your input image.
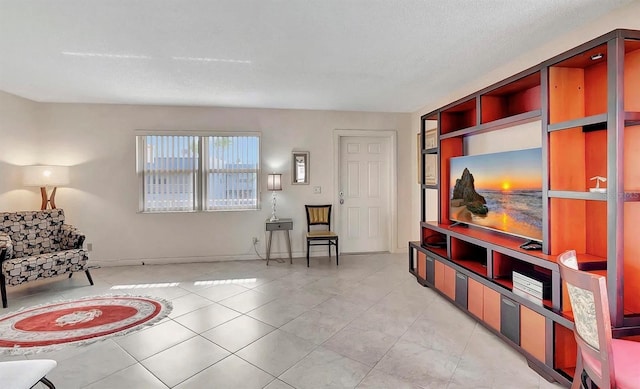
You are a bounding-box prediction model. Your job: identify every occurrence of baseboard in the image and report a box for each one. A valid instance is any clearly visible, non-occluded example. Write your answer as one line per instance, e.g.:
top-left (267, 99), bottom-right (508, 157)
top-left (92, 250), bottom-right (313, 267)
top-left (89, 249), bottom-right (401, 267)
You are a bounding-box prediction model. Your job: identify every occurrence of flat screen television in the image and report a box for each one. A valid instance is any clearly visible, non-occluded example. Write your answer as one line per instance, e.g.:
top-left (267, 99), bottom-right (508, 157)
top-left (449, 148), bottom-right (543, 242)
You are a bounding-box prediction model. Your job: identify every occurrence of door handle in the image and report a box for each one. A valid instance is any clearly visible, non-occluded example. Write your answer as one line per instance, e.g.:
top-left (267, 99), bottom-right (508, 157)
top-left (339, 191), bottom-right (344, 204)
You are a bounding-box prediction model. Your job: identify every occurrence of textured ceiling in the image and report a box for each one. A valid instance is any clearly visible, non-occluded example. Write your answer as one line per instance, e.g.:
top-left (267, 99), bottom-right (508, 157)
top-left (0, 0), bottom-right (634, 112)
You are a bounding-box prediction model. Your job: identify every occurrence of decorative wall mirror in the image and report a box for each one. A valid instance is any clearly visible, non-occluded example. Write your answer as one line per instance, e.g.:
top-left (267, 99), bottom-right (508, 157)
top-left (292, 151), bottom-right (309, 185)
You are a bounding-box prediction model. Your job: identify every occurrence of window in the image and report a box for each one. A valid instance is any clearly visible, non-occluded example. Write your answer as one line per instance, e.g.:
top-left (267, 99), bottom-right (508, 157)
top-left (137, 133), bottom-right (260, 212)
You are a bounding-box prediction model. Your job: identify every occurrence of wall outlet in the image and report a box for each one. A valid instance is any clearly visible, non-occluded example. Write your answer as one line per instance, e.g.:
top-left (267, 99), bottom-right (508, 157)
top-left (87, 243), bottom-right (93, 252)
top-left (252, 237), bottom-right (259, 244)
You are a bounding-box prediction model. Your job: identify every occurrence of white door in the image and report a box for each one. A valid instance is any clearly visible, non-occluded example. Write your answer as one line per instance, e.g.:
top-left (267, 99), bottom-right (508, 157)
top-left (339, 136), bottom-right (390, 253)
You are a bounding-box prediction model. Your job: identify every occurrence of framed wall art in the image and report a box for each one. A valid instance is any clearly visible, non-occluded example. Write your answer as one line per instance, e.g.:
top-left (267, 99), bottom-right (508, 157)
top-left (292, 151), bottom-right (309, 184)
top-left (424, 154), bottom-right (438, 186)
top-left (425, 129), bottom-right (437, 149)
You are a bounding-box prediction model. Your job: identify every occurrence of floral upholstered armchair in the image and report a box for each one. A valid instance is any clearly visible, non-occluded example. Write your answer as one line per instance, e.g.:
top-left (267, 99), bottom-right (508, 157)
top-left (0, 209), bottom-right (93, 308)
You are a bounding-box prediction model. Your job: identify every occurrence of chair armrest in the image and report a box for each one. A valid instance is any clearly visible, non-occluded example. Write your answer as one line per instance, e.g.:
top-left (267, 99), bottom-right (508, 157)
top-left (0, 232), bottom-right (12, 261)
top-left (60, 224), bottom-right (86, 250)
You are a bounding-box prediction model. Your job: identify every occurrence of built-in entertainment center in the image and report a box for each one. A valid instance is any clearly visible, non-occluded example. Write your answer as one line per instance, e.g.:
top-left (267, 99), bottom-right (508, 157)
top-left (409, 29), bottom-right (640, 387)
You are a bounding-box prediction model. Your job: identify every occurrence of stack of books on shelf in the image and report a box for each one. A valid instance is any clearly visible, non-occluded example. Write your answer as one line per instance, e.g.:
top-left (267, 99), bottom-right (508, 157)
top-left (512, 270), bottom-right (551, 306)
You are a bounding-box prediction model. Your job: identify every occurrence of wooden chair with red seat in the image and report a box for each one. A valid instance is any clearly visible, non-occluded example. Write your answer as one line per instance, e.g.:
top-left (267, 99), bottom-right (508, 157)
top-left (557, 250), bottom-right (640, 389)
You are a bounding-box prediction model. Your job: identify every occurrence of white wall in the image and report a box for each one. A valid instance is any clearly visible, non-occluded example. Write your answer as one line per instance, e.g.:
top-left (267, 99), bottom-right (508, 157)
top-left (410, 2), bottom-right (640, 238)
top-left (0, 92), bottom-right (40, 211)
top-left (5, 101), bottom-right (411, 265)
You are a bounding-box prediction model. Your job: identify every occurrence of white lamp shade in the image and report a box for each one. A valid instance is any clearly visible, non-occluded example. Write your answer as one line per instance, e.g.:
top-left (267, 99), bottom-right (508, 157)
top-left (267, 173), bottom-right (282, 191)
top-left (23, 166), bottom-right (70, 187)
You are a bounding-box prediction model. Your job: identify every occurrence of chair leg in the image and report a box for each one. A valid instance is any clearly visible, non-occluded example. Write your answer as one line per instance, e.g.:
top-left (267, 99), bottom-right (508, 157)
top-left (85, 270), bottom-right (94, 286)
top-left (68, 273), bottom-right (73, 278)
top-left (40, 377), bottom-right (56, 389)
top-left (571, 353), bottom-right (584, 389)
top-left (580, 370), bottom-right (590, 389)
top-left (0, 273), bottom-right (7, 308)
top-left (328, 243), bottom-right (331, 258)
top-left (307, 240), bottom-right (310, 267)
top-left (336, 239), bottom-right (339, 266)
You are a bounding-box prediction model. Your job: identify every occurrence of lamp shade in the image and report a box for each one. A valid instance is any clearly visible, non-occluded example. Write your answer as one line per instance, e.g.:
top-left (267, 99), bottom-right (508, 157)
top-left (267, 173), bottom-right (282, 191)
top-left (23, 166), bottom-right (70, 187)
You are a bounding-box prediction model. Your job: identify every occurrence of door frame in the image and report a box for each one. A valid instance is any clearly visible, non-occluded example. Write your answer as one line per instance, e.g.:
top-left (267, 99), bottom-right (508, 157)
top-left (333, 129), bottom-right (398, 254)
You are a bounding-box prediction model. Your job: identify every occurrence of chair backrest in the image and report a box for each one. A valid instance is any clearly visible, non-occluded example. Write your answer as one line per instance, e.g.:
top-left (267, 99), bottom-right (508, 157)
top-left (557, 250), bottom-right (616, 388)
top-left (305, 205), bottom-right (332, 232)
top-left (0, 209), bottom-right (65, 258)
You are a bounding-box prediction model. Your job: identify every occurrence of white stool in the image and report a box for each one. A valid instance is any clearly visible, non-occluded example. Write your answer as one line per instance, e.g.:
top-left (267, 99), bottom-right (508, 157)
top-left (0, 359), bottom-right (57, 389)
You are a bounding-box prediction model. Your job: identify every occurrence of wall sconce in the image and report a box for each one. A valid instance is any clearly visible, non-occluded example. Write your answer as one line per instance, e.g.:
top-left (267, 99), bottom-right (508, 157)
top-left (23, 165), bottom-right (70, 210)
top-left (267, 173), bottom-right (282, 221)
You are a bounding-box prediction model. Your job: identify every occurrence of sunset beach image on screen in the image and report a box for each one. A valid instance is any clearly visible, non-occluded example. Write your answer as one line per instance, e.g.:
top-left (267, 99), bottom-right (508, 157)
top-left (449, 148), bottom-right (543, 241)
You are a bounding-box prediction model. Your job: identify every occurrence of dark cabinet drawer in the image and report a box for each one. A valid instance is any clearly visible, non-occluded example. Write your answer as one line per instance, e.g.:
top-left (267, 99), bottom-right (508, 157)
top-left (500, 296), bottom-right (520, 345)
top-left (455, 272), bottom-right (468, 309)
top-left (426, 256), bottom-right (436, 285)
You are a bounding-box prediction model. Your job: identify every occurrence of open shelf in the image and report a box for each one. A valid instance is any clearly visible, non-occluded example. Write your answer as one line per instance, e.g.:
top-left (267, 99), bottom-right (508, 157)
top-left (575, 253), bottom-right (607, 271)
top-left (420, 225), bottom-right (447, 258)
top-left (549, 126), bottom-right (606, 193)
top-left (549, 198), bottom-right (607, 257)
top-left (440, 110), bottom-right (541, 140)
top-left (435, 223), bottom-right (555, 265)
top-left (554, 322), bottom-right (578, 380)
top-left (625, 40), bottom-right (640, 112)
top-left (450, 237), bottom-right (487, 277)
top-left (440, 98), bottom-right (477, 135)
top-left (481, 72), bottom-right (541, 124)
top-left (549, 43), bottom-right (608, 124)
top-left (493, 251), bottom-right (553, 308)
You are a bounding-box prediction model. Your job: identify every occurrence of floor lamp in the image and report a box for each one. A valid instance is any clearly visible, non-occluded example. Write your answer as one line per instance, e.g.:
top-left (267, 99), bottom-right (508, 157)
top-left (267, 173), bottom-right (282, 222)
top-left (23, 166), bottom-right (70, 210)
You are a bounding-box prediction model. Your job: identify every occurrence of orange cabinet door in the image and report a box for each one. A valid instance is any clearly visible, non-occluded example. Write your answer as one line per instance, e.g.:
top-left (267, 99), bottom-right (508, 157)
top-left (443, 264), bottom-right (456, 300)
top-left (483, 286), bottom-right (501, 331)
top-left (467, 278), bottom-right (484, 319)
top-left (520, 306), bottom-right (547, 363)
top-left (417, 251), bottom-right (427, 280)
top-left (435, 260), bottom-right (445, 291)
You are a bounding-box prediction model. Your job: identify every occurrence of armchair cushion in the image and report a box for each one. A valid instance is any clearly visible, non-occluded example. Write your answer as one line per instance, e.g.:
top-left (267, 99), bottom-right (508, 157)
top-left (2, 249), bottom-right (87, 286)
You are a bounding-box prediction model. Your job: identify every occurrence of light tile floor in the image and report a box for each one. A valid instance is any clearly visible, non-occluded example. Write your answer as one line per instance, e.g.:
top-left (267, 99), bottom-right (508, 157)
top-left (0, 253), bottom-right (565, 388)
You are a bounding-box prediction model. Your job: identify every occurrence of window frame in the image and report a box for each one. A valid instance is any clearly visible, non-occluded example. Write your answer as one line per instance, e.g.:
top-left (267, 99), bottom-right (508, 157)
top-left (136, 131), bottom-right (261, 213)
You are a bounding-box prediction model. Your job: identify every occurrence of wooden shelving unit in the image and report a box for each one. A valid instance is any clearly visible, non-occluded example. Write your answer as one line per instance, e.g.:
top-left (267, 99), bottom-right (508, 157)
top-left (410, 29), bottom-right (640, 387)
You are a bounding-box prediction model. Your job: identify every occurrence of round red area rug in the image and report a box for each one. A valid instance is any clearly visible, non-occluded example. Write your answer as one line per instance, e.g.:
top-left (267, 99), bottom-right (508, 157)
top-left (0, 295), bottom-right (172, 355)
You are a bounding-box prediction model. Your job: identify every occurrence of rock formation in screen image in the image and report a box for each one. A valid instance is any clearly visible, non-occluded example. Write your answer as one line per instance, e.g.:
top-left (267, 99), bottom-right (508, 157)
top-left (451, 168), bottom-right (488, 215)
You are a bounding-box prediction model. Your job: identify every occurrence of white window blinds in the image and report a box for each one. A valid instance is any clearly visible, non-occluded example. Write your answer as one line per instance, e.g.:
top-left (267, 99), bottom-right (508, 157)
top-left (137, 133), bottom-right (260, 212)
top-left (204, 136), bottom-right (260, 210)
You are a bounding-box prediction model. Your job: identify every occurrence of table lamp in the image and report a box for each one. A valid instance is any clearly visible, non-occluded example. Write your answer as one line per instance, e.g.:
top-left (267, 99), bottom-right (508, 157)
top-left (23, 165), bottom-right (70, 210)
top-left (267, 173), bottom-right (282, 221)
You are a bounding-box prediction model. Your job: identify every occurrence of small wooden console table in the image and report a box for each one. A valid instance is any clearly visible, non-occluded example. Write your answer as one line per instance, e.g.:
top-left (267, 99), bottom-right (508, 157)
top-left (265, 218), bottom-right (293, 265)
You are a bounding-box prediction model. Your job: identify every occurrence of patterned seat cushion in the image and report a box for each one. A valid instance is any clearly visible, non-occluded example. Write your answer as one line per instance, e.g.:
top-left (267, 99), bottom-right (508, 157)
top-left (2, 249), bottom-right (88, 286)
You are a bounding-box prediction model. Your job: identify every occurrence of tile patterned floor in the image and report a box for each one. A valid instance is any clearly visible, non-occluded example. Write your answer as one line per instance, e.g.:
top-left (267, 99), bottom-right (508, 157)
top-left (0, 253), bottom-right (565, 388)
